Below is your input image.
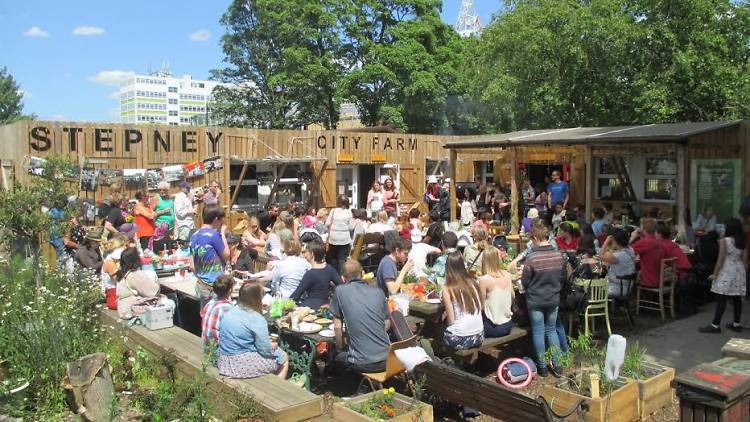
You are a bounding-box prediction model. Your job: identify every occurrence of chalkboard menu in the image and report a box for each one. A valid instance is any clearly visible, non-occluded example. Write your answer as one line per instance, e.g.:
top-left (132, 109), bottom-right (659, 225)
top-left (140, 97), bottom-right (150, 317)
top-left (690, 159), bottom-right (741, 223)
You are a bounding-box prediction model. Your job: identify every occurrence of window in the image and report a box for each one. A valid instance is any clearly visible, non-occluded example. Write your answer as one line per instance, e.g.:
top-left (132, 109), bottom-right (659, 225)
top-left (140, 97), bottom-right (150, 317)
top-left (425, 159), bottom-right (447, 180)
top-left (170, 122), bottom-right (178, 126)
top-left (169, 110), bottom-right (178, 116)
top-left (595, 158), bottom-right (628, 200)
top-left (169, 98), bottom-right (177, 104)
top-left (168, 86), bottom-right (177, 93)
top-left (644, 157), bottom-right (676, 201)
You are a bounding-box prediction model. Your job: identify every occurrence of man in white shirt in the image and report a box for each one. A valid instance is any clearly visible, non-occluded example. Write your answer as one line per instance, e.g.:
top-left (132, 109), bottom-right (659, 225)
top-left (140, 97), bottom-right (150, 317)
top-left (407, 229), bottom-right (441, 278)
top-left (174, 181), bottom-right (196, 241)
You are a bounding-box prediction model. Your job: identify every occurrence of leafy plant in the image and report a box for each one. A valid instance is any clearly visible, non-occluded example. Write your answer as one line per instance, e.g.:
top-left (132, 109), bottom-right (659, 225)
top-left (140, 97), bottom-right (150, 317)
top-left (348, 387), bottom-right (399, 419)
top-left (621, 341), bottom-right (647, 380)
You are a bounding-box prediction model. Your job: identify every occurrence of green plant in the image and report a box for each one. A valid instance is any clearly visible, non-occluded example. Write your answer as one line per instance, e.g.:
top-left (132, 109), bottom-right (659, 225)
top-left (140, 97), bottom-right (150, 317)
top-left (229, 394), bottom-right (264, 421)
top-left (0, 256), bottom-right (105, 418)
top-left (348, 387), bottom-right (399, 419)
top-left (621, 341), bottom-right (647, 380)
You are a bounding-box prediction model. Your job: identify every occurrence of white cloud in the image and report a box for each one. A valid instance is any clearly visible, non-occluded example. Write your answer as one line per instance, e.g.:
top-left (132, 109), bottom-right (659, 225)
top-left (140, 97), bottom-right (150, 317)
top-left (90, 70), bottom-right (135, 86)
top-left (73, 26), bottom-right (105, 36)
top-left (189, 29), bottom-right (211, 42)
top-left (24, 26), bottom-right (49, 37)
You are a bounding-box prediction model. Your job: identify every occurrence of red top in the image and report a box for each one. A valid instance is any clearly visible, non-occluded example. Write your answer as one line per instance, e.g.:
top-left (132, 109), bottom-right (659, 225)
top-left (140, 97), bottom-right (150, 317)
top-left (632, 234), bottom-right (664, 288)
top-left (660, 239), bottom-right (692, 277)
top-left (555, 235), bottom-right (580, 252)
top-left (134, 213), bottom-right (155, 238)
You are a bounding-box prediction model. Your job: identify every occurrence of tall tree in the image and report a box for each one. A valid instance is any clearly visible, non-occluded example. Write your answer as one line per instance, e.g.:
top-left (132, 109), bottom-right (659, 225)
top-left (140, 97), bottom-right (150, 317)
top-left (211, 0), bottom-right (342, 129)
top-left (0, 67), bottom-right (34, 125)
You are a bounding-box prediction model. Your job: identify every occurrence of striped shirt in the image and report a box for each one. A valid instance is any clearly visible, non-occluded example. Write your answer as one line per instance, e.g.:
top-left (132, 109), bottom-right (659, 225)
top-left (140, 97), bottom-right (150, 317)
top-left (521, 244), bottom-right (565, 308)
top-left (201, 297), bottom-right (232, 348)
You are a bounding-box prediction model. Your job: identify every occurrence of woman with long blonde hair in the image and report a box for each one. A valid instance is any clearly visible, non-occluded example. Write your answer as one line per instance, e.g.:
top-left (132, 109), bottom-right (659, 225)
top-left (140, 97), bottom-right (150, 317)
top-left (479, 248), bottom-right (514, 337)
top-left (442, 251), bottom-right (484, 350)
top-left (238, 215), bottom-right (267, 248)
top-left (463, 225), bottom-right (489, 275)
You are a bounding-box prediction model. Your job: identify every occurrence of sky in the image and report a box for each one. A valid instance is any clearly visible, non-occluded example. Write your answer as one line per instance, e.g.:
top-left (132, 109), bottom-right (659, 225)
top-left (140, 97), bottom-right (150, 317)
top-left (1, 0), bottom-right (501, 122)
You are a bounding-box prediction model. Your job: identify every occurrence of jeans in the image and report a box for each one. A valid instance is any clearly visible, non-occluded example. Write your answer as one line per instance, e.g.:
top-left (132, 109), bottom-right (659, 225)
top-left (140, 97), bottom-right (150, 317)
top-left (327, 243), bottom-right (351, 274)
top-left (556, 313), bottom-right (569, 355)
top-left (529, 305), bottom-right (562, 370)
top-left (483, 314), bottom-right (513, 338)
top-left (712, 294), bottom-right (743, 325)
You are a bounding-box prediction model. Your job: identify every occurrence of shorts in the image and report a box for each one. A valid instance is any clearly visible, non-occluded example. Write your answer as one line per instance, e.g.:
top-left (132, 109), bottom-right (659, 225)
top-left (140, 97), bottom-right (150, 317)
top-left (218, 349), bottom-right (287, 379)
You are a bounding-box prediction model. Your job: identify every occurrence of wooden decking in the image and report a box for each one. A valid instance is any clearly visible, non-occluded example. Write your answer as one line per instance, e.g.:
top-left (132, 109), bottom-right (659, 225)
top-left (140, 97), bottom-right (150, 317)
top-left (100, 309), bottom-right (323, 422)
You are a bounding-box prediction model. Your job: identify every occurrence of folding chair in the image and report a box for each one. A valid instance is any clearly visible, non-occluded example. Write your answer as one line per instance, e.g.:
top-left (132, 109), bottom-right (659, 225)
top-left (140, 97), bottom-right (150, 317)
top-left (636, 257), bottom-right (678, 320)
top-left (359, 336), bottom-right (417, 391)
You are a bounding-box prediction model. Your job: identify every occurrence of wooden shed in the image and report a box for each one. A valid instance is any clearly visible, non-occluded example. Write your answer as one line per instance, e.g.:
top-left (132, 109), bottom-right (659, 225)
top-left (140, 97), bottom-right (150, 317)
top-left (445, 121), bottom-right (750, 234)
top-left (0, 120), bottom-right (479, 213)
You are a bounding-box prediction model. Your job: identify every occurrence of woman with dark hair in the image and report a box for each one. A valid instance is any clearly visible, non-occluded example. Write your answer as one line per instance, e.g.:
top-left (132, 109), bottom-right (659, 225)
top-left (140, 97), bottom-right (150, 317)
top-left (599, 229), bottom-right (637, 298)
top-left (700, 218), bottom-right (748, 333)
top-left (442, 251), bottom-right (484, 349)
top-left (115, 247), bottom-right (160, 319)
top-left (555, 222), bottom-right (580, 252)
top-left (133, 191), bottom-right (156, 250)
top-left (366, 180), bottom-right (385, 217)
top-left (325, 194), bottom-right (354, 273)
top-left (291, 240), bottom-right (340, 308)
top-left (218, 283), bottom-right (289, 379)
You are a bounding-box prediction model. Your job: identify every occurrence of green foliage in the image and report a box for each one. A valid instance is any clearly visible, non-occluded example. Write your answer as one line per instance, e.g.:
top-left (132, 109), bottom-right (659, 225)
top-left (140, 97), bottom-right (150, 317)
top-left (0, 257), bottom-right (105, 418)
top-left (621, 341), bottom-right (647, 380)
top-left (347, 387), bottom-right (399, 419)
top-left (0, 67), bottom-right (35, 125)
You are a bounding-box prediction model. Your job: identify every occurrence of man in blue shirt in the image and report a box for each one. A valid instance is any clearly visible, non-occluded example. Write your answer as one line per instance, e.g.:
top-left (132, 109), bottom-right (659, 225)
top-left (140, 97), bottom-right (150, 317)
top-left (547, 170), bottom-right (569, 209)
top-left (591, 207), bottom-right (607, 237)
top-left (190, 205), bottom-right (230, 308)
top-left (375, 238), bottom-right (412, 297)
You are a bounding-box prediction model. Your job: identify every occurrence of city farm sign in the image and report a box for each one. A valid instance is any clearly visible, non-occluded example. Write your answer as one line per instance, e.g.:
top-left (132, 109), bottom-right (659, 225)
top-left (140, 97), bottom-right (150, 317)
top-left (28, 125), bottom-right (418, 155)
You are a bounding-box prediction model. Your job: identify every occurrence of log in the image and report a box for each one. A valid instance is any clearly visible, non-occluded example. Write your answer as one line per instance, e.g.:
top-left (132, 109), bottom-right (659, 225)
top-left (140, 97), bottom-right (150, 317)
top-left (63, 352), bottom-right (114, 422)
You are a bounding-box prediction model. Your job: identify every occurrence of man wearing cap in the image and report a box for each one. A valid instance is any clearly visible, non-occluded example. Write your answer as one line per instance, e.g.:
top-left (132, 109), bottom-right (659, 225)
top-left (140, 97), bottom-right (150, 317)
top-left (75, 227), bottom-right (104, 271)
top-left (174, 181), bottom-right (196, 241)
top-left (154, 181), bottom-right (175, 230)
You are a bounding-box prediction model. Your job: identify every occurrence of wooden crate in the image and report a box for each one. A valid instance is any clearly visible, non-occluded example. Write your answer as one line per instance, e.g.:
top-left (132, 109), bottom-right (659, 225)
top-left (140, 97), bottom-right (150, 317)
top-left (638, 362), bottom-right (676, 420)
top-left (333, 392), bottom-right (433, 422)
top-left (674, 362), bottom-right (750, 422)
top-left (541, 377), bottom-right (639, 422)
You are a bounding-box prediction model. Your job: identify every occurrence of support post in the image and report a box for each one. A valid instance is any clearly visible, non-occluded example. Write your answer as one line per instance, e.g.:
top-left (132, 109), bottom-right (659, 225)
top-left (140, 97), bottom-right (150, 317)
top-left (449, 149), bottom-right (457, 223)
top-left (676, 143), bottom-right (688, 235)
top-left (510, 148), bottom-right (519, 234)
top-left (584, 145), bottom-right (593, 221)
top-left (229, 162), bottom-right (248, 210)
top-left (266, 163), bottom-right (289, 208)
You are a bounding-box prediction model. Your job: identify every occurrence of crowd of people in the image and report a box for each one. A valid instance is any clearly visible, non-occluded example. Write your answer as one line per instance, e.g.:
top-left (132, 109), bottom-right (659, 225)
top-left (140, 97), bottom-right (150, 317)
top-left (53, 171), bottom-right (750, 382)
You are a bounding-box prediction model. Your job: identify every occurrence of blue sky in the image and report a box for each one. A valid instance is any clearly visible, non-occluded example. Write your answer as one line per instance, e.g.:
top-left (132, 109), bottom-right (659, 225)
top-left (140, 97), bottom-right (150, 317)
top-left (1, 0), bottom-right (501, 122)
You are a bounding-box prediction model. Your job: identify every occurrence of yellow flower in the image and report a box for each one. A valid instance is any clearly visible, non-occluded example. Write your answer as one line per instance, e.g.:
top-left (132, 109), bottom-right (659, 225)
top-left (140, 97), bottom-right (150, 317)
top-left (382, 389), bottom-right (389, 396)
top-left (388, 387), bottom-right (395, 394)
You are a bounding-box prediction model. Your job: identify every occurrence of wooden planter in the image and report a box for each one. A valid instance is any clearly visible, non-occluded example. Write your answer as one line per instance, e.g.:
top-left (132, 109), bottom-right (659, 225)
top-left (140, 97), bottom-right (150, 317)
top-left (637, 362), bottom-right (675, 420)
top-left (541, 377), bottom-right (639, 422)
top-left (333, 391), bottom-right (433, 422)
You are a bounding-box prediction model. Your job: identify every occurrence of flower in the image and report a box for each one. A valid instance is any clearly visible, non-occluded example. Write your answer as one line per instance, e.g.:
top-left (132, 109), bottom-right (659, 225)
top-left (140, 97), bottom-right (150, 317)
top-left (388, 387), bottom-right (395, 394)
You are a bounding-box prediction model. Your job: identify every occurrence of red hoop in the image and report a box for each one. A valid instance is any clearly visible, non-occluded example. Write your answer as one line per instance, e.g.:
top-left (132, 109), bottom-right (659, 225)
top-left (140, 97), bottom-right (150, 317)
top-left (497, 358), bottom-right (533, 389)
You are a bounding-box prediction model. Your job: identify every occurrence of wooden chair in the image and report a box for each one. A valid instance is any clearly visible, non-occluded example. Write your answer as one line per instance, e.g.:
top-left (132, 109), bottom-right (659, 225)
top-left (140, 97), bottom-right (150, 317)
top-left (608, 273), bottom-right (637, 329)
top-left (636, 257), bottom-right (678, 321)
top-left (351, 232), bottom-right (386, 273)
top-left (359, 336), bottom-right (416, 391)
top-left (568, 279), bottom-right (611, 337)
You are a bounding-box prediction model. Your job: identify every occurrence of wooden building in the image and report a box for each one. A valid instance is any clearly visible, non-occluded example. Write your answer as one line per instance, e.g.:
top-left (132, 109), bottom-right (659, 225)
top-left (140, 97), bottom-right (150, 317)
top-left (0, 120), bottom-right (479, 212)
top-left (445, 121), bottom-right (750, 234)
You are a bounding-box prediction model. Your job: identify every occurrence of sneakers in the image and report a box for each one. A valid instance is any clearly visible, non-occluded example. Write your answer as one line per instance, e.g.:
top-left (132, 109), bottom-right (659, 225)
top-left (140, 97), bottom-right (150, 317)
top-left (726, 323), bottom-right (743, 333)
top-left (548, 363), bottom-right (563, 378)
top-left (698, 324), bottom-right (721, 333)
top-left (537, 367), bottom-right (549, 377)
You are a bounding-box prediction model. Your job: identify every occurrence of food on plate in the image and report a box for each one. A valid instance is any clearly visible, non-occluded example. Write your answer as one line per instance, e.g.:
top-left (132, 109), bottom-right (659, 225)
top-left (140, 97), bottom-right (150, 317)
top-left (302, 315), bottom-right (316, 323)
top-left (315, 318), bottom-right (332, 325)
top-left (291, 306), bottom-right (312, 318)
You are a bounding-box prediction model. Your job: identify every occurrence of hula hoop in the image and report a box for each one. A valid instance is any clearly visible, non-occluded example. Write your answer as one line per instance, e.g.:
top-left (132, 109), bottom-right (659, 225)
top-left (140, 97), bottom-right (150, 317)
top-left (497, 357), bottom-right (533, 389)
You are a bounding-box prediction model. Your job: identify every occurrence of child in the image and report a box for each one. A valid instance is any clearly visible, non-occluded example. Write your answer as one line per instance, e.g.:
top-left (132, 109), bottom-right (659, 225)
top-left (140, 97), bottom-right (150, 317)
top-left (699, 218), bottom-right (748, 333)
top-left (201, 274), bottom-right (235, 350)
top-left (303, 207), bottom-right (317, 229)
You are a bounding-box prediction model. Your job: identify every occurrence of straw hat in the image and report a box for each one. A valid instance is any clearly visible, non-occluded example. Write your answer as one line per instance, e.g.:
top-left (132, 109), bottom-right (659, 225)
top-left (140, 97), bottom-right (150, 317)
top-left (427, 175), bottom-right (439, 184)
top-left (527, 208), bottom-right (539, 219)
top-left (84, 226), bottom-right (106, 242)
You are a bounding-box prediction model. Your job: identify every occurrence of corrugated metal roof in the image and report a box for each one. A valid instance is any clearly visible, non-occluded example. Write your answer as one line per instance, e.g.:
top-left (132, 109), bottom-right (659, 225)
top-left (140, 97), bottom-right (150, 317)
top-left (444, 120), bottom-right (743, 149)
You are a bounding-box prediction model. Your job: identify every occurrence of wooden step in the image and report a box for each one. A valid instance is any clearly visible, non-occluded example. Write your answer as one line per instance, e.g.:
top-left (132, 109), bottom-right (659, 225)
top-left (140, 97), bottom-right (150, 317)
top-left (100, 309), bottom-right (323, 422)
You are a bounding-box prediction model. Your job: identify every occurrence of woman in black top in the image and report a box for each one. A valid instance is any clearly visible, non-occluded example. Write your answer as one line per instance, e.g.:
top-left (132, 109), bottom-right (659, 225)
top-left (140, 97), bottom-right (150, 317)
top-left (227, 234), bottom-right (259, 275)
top-left (291, 240), bottom-right (341, 309)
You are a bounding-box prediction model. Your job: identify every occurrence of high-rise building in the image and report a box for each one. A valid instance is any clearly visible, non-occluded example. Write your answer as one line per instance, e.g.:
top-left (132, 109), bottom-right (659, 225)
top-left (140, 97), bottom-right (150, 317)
top-left (119, 71), bottom-right (222, 125)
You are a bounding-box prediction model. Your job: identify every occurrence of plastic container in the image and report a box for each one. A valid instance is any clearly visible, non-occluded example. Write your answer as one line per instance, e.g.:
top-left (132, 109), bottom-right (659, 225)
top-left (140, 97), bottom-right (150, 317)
top-left (391, 293), bottom-right (410, 316)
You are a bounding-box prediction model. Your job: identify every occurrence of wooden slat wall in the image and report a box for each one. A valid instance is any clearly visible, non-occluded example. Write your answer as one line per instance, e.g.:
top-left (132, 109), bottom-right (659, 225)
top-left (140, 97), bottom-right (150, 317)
top-left (6, 121), bottom-right (462, 209)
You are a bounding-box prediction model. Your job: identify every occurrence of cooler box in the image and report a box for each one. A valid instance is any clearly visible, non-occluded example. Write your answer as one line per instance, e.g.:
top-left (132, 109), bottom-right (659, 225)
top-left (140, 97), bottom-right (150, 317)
top-left (142, 303), bottom-right (174, 330)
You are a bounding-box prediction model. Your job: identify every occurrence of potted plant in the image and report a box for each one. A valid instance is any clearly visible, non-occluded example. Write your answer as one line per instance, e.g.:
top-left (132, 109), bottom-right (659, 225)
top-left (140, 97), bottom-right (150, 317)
top-left (541, 334), bottom-right (639, 422)
top-left (333, 388), bottom-right (433, 422)
top-left (621, 343), bottom-right (675, 420)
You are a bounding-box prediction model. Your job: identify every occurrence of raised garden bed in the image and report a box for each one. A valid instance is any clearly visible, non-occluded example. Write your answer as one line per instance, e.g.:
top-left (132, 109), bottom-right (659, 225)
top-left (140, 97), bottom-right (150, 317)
top-left (333, 390), bottom-right (433, 422)
top-left (636, 362), bottom-right (675, 420)
top-left (541, 377), bottom-right (639, 422)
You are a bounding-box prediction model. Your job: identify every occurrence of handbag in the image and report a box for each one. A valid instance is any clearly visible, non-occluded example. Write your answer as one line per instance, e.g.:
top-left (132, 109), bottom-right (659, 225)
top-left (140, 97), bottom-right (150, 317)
top-left (559, 258), bottom-right (591, 313)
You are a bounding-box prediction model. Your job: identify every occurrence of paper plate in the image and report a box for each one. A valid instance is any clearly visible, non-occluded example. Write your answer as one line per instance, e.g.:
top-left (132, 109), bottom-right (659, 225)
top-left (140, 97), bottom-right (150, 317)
top-left (426, 298), bottom-right (442, 304)
top-left (296, 322), bottom-right (322, 334)
top-left (319, 329), bottom-right (335, 338)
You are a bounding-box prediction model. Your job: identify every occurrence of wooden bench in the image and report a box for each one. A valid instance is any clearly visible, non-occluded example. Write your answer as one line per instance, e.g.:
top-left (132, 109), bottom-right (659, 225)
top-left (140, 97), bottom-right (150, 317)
top-left (100, 309), bottom-right (323, 422)
top-left (414, 360), bottom-right (587, 422)
top-left (452, 326), bottom-right (529, 363)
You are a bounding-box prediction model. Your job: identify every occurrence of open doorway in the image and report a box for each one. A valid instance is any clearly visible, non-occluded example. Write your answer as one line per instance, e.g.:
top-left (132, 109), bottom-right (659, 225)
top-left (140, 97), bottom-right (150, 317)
top-left (358, 165), bottom-right (377, 209)
top-left (524, 164), bottom-right (563, 193)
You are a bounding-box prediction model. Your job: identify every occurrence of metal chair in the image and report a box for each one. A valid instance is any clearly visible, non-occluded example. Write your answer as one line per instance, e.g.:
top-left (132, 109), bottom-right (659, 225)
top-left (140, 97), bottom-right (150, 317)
top-left (359, 336), bottom-right (416, 391)
top-left (278, 330), bottom-right (317, 391)
top-left (636, 257), bottom-right (678, 320)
